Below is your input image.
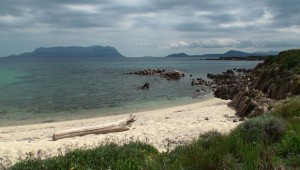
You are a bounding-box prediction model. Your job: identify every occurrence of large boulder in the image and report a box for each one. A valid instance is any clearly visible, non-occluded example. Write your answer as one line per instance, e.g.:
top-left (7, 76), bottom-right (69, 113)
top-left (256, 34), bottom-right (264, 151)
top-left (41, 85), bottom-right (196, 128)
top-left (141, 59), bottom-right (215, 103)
top-left (161, 70), bottom-right (185, 80)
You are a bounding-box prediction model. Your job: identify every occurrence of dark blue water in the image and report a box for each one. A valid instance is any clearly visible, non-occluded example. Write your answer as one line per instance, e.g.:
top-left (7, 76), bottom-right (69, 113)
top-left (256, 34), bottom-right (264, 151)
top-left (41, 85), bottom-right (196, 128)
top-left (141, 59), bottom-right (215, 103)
top-left (0, 57), bottom-right (260, 126)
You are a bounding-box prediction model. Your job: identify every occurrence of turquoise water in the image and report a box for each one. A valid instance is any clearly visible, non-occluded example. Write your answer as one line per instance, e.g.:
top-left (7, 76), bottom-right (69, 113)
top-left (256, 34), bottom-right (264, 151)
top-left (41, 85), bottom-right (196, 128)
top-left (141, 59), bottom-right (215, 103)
top-left (0, 57), bottom-right (260, 126)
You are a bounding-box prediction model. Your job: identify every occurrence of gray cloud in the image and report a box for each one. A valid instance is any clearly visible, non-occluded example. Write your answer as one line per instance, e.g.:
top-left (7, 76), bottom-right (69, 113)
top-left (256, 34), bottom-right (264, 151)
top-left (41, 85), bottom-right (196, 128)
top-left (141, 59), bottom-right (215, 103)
top-left (0, 0), bottom-right (299, 57)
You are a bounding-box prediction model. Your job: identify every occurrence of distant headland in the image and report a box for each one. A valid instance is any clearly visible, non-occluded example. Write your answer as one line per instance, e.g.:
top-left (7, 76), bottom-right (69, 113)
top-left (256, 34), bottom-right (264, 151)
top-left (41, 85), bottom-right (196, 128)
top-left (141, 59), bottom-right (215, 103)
top-left (6, 45), bottom-right (125, 58)
top-left (166, 50), bottom-right (278, 58)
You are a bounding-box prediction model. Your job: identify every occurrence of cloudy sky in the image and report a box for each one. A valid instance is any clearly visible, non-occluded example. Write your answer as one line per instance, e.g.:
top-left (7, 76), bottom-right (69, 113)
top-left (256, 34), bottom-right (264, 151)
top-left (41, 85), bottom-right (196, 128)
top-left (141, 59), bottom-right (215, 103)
top-left (0, 0), bottom-right (299, 57)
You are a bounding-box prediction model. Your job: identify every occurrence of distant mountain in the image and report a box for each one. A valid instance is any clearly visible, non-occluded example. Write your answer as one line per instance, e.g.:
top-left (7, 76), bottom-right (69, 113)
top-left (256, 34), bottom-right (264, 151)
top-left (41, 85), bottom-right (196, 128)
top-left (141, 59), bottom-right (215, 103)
top-left (223, 50), bottom-right (251, 57)
top-left (166, 50), bottom-right (278, 58)
top-left (166, 53), bottom-right (190, 58)
top-left (6, 45), bottom-right (125, 58)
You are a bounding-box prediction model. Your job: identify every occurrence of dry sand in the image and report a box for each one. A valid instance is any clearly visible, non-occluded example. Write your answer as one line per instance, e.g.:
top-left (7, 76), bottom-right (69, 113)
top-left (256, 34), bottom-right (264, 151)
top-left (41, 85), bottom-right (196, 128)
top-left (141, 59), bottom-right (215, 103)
top-left (0, 97), bottom-right (241, 166)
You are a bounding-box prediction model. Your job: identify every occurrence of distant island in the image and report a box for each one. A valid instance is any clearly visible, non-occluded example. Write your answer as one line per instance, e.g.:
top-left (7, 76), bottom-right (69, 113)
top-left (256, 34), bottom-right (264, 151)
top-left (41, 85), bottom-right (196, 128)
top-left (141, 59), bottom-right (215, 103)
top-left (166, 53), bottom-right (190, 58)
top-left (202, 56), bottom-right (273, 61)
top-left (6, 45), bottom-right (125, 58)
top-left (166, 50), bottom-right (278, 58)
top-left (3, 46), bottom-right (279, 59)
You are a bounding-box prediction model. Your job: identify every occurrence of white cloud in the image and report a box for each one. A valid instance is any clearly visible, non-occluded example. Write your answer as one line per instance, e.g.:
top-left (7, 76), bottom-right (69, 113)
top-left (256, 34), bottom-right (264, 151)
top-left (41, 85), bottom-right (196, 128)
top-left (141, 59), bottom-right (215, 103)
top-left (278, 25), bottom-right (300, 34)
top-left (168, 41), bottom-right (190, 49)
top-left (63, 4), bottom-right (100, 14)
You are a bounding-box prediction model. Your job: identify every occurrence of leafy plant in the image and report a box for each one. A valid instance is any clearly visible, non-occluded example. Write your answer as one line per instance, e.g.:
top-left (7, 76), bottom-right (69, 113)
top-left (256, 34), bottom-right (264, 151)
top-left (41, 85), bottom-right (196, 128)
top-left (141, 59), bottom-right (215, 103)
top-left (231, 114), bottom-right (285, 143)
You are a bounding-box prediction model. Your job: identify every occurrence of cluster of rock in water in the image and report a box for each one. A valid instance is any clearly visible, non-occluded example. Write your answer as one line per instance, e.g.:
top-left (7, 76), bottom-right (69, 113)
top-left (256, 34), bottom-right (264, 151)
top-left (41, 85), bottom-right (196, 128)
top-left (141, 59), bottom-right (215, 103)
top-left (127, 67), bottom-right (275, 118)
top-left (126, 50), bottom-right (300, 119)
top-left (125, 68), bottom-right (185, 80)
top-left (189, 67), bottom-right (276, 118)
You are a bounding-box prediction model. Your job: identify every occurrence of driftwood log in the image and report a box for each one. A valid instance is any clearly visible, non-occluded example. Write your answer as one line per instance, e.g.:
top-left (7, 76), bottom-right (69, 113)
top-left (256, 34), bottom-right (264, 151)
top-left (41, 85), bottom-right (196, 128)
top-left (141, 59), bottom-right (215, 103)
top-left (53, 114), bottom-right (136, 141)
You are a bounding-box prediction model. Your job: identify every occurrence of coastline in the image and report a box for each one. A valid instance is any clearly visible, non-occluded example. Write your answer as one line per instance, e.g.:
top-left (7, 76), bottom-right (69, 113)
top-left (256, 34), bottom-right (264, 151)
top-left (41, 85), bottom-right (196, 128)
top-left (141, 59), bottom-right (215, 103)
top-left (0, 97), bottom-right (240, 166)
top-left (0, 94), bottom-right (214, 127)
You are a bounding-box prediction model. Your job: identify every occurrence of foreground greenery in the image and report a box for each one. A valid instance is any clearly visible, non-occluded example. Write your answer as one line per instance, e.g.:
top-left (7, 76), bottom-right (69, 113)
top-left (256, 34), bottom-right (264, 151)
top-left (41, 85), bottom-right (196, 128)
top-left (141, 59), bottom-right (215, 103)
top-left (8, 96), bottom-right (300, 170)
top-left (262, 49), bottom-right (300, 74)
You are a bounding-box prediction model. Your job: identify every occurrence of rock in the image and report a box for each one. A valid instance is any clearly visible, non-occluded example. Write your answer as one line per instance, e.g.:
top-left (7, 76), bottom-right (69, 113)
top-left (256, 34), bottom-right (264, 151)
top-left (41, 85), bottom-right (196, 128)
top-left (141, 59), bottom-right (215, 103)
top-left (239, 117), bottom-right (245, 121)
top-left (206, 68), bottom-right (253, 100)
top-left (228, 89), bottom-right (273, 117)
top-left (226, 69), bottom-right (234, 74)
top-left (208, 49), bottom-right (300, 118)
top-left (139, 82), bottom-right (150, 90)
top-left (132, 68), bottom-right (162, 75)
top-left (128, 68), bottom-right (185, 80)
top-left (162, 70), bottom-right (185, 80)
top-left (191, 79), bottom-right (195, 86)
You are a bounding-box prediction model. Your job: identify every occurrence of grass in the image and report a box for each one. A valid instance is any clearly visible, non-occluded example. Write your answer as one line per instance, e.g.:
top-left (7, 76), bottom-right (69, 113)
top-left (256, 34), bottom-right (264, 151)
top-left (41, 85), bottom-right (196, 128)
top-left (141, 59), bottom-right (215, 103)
top-left (5, 95), bottom-right (300, 170)
top-left (10, 142), bottom-right (158, 170)
top-left (272, 96), bottom-right (300, 168)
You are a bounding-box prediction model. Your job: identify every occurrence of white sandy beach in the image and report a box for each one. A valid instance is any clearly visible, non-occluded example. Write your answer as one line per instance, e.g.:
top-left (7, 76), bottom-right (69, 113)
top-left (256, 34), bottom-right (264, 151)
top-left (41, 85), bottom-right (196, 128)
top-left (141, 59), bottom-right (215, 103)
top-left (0, 97), bottom-right (241, 166)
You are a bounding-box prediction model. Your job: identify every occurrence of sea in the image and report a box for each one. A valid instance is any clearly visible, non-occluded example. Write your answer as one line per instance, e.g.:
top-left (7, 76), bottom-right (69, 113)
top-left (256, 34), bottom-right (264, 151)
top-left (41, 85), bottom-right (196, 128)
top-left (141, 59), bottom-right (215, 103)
top-left (0, 57), bottom-right (260, 126)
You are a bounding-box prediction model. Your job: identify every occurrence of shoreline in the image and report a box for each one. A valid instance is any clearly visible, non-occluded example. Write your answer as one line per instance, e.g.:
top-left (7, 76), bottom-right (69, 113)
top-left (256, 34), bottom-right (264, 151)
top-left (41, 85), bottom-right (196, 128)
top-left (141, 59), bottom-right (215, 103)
top-left (0, 94), bottom-right (214, 127)
top-left (0, 97), bottom-right (240, 166)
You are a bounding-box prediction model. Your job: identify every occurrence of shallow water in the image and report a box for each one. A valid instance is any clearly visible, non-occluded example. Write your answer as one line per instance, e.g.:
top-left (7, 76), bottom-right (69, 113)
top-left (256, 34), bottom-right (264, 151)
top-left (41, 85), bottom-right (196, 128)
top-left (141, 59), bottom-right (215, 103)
top-left (0, 57), bottom-right (260, 126)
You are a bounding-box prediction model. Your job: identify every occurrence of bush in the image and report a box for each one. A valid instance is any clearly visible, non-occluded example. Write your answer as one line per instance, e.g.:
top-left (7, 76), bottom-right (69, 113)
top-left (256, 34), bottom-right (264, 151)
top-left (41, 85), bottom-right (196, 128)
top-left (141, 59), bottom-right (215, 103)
top-left (276, 127), bottom-right (300, 162)
top-left (231, 114), bottom-right (285, 143)
top-left (149, 131), bottom-right (227, 170)
top-left (272, 96), bottom-right (300, 119)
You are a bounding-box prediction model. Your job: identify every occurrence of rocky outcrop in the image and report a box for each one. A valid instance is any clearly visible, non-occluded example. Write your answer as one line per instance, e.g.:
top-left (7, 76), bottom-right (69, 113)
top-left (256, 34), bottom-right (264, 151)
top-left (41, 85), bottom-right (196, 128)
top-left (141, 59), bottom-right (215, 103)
top-left (228, 89), bottom-right (272, 117)
top-left (202, 49), bottom-right (300, 117)
top-left (126, 68), bottom-right (185, 80)
top-left (162, 70), bottom-right (185, 80)
top-left (192, 69), bottom-right (253, 100)
top-left (131, 68), bottom-right (164, 75)
top-left (249, 49), bottom-right (300, 100)
top-left (210, 69), bottom-right (253, 100)
top-left (226, 49), bottom-right (300, 117)
top-left (251, 67), bottom-right (300, 100)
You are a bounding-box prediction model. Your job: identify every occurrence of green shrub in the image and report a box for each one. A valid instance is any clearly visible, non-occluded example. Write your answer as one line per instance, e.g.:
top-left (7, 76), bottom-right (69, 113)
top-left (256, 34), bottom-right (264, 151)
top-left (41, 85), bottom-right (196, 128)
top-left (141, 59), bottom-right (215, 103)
top-left (231, 114), bottom-right (285, 143)
top-left (277, 49), bottom-right (300, 72)
top-left (179, 131), bottom-right (226, 170)
top-left (149, 131), bottom-right (228, 170)
top-left (272, 96), bottom-right (300, 119)
top-left (275, 118), bottom-right (300, 167)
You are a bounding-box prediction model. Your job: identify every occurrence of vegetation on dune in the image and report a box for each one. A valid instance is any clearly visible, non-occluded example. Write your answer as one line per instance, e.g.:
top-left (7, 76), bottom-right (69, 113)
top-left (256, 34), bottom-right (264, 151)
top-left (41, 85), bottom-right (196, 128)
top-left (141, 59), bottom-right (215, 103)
top-left (10, 142), bottom-right (158, 170)
top-left (257, 48), bottom-right (300, 74)
top-left (273, 96), bottom-right (300, 168)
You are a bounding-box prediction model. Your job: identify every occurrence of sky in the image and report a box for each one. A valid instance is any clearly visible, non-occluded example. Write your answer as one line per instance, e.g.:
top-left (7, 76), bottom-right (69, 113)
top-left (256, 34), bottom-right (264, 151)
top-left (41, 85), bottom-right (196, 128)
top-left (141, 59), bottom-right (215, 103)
top-left (0, 0), bottom-right (300, 57)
